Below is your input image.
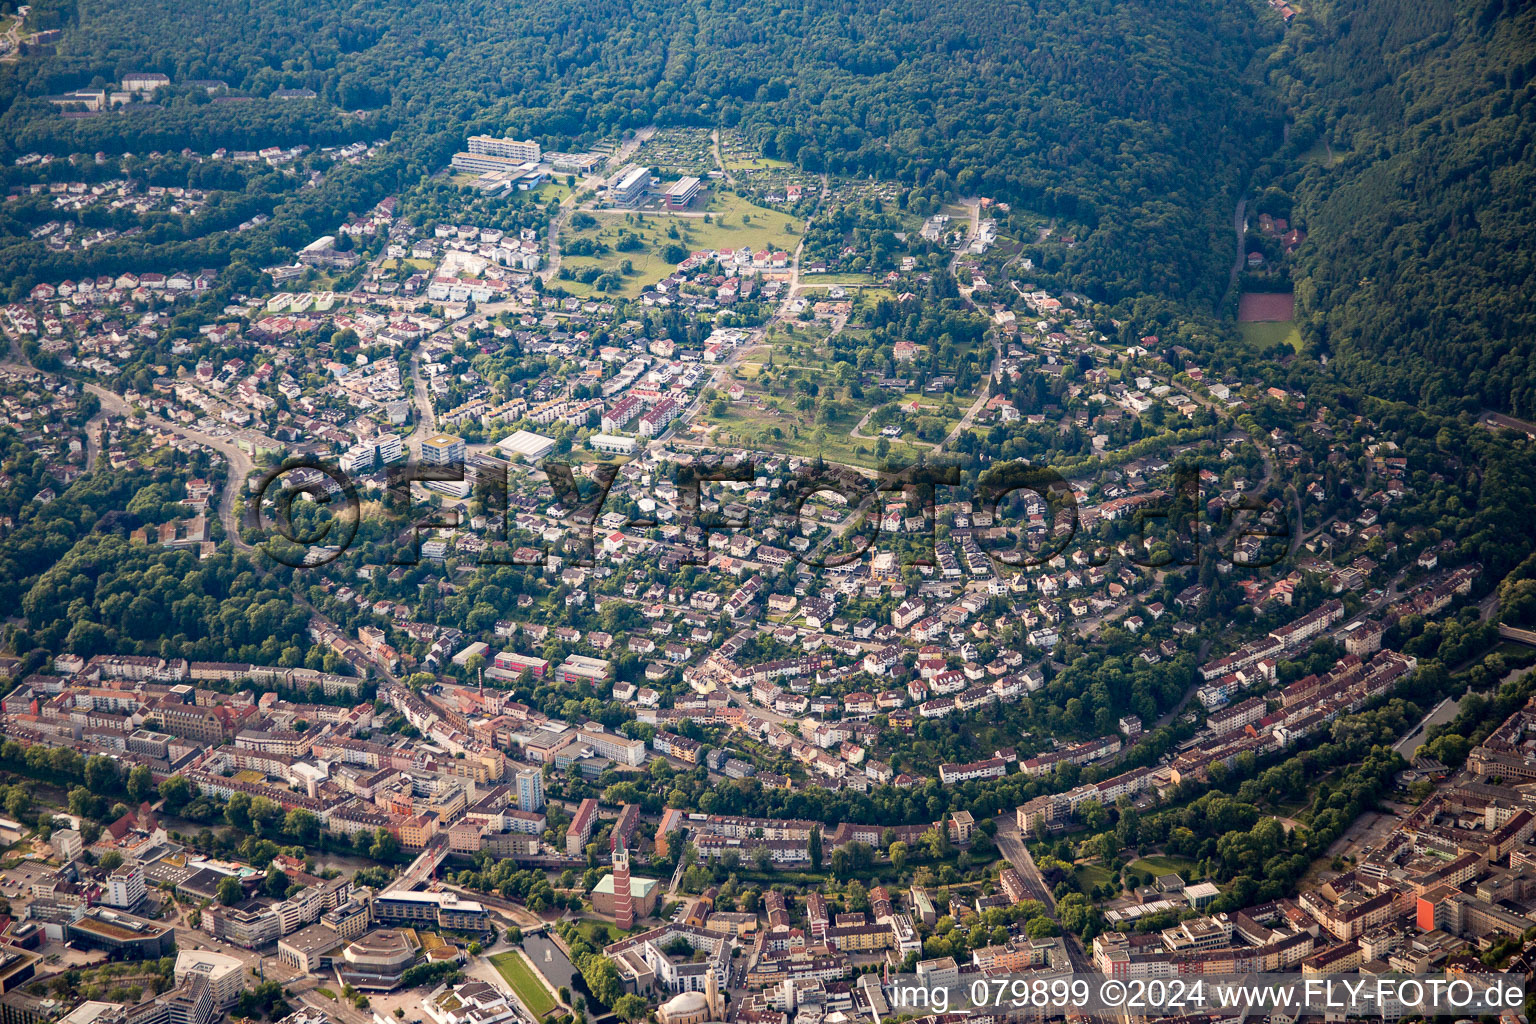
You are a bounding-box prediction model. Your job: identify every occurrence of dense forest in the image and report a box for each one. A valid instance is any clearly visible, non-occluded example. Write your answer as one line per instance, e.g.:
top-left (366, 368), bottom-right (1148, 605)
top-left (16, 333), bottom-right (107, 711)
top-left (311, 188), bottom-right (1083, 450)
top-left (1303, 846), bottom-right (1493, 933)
top-left (3, 0), bottom-right (1535, 414)
top-left (0, 0), bottom-right (1279, 306)
top-left (1263, 0), bottom-right (1536, 418)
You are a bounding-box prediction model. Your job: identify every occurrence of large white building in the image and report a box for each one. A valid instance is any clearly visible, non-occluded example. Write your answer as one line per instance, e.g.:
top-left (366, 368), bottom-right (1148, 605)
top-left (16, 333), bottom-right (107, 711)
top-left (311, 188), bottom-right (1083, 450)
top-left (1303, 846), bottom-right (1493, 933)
top-left (514, 766), bottom-right (545, 812)
top-left (495, 429), bottom-right (557, 463)
top-left (104, 864), bottom-right (146, 909)
top-left (466, 136), bottom-right (542, 162)
top-left (174, 950), bottom-right (246, 1010)
top-left (450, 136), bottom-right (543, 175)
top-left (450, 152), bottom-right (539, 176)
top-left (341, 434), bottom-right (404, 474)
top-left (590, 433), bottom-right (638, 455)
top-left (575, 726), bottom-right (646, 766)
top-left (609, 165), bottom-right (650, 206)
top-left (665, 176), bottom-right (701, 209)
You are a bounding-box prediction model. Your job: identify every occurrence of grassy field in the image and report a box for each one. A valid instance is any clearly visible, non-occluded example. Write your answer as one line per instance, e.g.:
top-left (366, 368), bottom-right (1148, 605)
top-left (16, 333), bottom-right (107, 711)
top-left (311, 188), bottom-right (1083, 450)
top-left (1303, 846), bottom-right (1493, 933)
top-left (380, 257), bottom-right (435, 273)
top-left (725, 153), bottom-right (797, 171)
top-left (1128, 854), bottom-right (1198, 878)
top-left (693, 304), bottom-right (975, 466)
top-left (534, 181), bottom-right (575, 205)
top-left (701, 356), bottom-right (940, 468)
top-left (490, 951), bottom-right (558, 1018)
top-left (801, 272), bottom-right (878, 288)
top-left (706, 407), bottom-right (933, 467)
top-left (693, 190), bottom-right (802, 249)
top-left (557, 191), bottom-right (800, 299)
top-left (557, 219), bottom-right (677, 299)
top-left (1074, 863), bottom-right (1117, 892)
top-left (1237, 320), bottom-right (1303, 352)
top-left (1298, 140), bottom-right (1349, 167)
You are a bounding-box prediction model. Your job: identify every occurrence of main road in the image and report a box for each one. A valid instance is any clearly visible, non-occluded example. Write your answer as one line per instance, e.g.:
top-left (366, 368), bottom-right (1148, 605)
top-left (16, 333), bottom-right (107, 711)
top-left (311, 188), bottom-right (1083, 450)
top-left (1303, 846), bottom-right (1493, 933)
top-left (995, 826), bottom-right (1112, 1024)
top-left (406, 347), bottom-right (436, 451)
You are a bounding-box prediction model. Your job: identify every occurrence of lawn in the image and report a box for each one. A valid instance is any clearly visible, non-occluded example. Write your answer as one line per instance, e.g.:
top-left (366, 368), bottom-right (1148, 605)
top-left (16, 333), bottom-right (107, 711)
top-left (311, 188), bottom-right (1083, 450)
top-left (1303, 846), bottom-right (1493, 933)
top-left (801, 272), bottom-right (877, 288)
top-left (490, 950), bottom-right (558, 1018)
top-left (380, 257), bottom-right (435, 273)
top-left (1128, 854), bottom-right (1198, 878)
top-left (1073, 863), bottom-right (1116, 892)
top-left (692, 190), bottom-right (802, 251)
top-left (573, 920), bottom-right (625, 945)
top-left (557, 225), bottom-right (677, 299)
top-left (697, 307), bottom-right (976, 466)
top-left (700, 395), bottom-right (931, 469)
top-left (556, 192), bottom-right (801, 300)
top-left (534, 181), bottom-right (575, 205)
top-left (724, 153), bottom-right (797, 171)
top-left (1237, 320), bottom-right (1303, 352)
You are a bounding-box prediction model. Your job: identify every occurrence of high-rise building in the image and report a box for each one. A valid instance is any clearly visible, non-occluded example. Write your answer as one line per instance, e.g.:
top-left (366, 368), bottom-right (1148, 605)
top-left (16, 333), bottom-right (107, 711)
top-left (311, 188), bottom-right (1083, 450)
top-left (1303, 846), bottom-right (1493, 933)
top-left (173, 950), bottom-right (245, 1010)
top-left (421, 433), bottom-right (465, 466)
top-left (165, 974), bottom-right (214, 1024)
top-left (105, 864), bottom-right (147, 909)
top-left (612, 845), bottom-right (634, 930)
top-left (375, 434), bottom-right (404, 463)
top-left (514, 766), bottom-right (545, 812)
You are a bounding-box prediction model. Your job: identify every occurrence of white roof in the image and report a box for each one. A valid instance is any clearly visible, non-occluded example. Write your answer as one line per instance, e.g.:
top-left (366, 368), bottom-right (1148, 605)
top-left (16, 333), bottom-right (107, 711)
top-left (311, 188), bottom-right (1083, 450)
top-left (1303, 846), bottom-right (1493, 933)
top-left (495, 429), bottom-right (556, 458)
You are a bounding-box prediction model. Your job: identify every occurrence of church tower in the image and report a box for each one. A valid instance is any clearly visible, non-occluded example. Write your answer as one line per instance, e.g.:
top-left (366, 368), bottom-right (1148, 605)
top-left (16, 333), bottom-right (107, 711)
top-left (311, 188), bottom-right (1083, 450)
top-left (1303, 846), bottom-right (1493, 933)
top-left (705, 964), bottom-right (723, 1020)
top-left (612, 843), bottom-right (634, 930)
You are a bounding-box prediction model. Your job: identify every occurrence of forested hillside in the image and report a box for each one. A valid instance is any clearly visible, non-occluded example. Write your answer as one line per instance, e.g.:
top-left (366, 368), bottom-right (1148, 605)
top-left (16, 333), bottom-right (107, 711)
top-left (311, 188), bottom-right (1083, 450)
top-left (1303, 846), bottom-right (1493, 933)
top-left (0, 0), bottom-right (1280, 306)
top-left (9, 0), bottom-right (1533, 412)
top-left (1267, 0), bottom-right (1536, 418)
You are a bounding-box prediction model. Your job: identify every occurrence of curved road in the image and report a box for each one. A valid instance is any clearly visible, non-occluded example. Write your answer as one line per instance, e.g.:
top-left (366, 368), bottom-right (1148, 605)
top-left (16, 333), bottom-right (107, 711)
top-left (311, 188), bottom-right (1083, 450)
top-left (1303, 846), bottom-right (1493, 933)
top-left (85, 382), bottom-right (256, 551)
top-left (78, 375), bottom-right (403, 683)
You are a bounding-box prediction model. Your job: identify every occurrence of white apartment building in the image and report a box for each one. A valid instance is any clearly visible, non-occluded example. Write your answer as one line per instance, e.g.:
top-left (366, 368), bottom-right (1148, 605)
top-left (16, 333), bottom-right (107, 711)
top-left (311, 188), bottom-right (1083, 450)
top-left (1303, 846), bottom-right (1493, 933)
top-left (466, 136), bottom-right (541, 162)
top-left (104, 864), bottom-right (147, 909)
